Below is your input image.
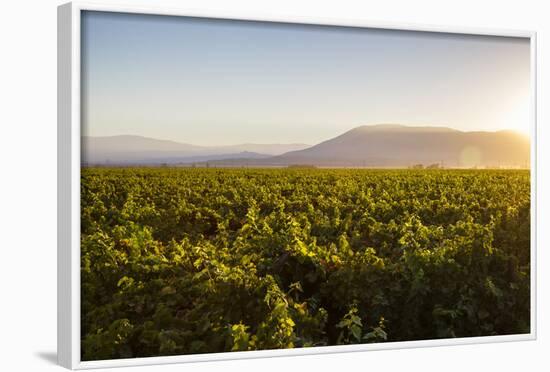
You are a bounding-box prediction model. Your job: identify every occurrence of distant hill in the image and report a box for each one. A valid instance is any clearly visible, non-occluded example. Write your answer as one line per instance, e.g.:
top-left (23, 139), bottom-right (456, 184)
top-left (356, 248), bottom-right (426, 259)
top-left (82, 135), bottom-right (310, 165)
top-left (263, 124), bottom-right (530, 168)
top-left (83, 126), bottom-right (530, 168)
top-left (131, 151), bottom-right (272, 165)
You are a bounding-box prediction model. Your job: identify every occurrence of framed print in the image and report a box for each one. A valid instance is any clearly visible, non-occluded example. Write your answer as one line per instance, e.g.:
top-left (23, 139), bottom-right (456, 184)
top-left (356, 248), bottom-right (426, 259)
top-left (57, 1), bottom-right (537, 369)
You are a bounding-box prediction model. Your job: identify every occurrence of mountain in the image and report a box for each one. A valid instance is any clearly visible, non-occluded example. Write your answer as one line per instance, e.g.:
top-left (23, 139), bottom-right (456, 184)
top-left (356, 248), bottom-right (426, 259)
top-left (82, 135), bottom-right (310, 164)
top-left (265, 124), bottom-right (530, 168)
top-left (83, 126), bottom-right (530, 168)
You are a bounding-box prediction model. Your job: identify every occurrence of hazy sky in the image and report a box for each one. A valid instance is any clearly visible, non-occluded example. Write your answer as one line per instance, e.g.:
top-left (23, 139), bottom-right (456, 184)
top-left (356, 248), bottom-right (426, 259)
top-left (81, 11), bottom-right (531, 146)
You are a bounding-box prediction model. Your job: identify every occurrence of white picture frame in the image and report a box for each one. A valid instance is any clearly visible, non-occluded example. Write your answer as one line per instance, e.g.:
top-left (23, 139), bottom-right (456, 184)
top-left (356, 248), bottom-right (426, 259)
top-left (58, 1), bottom-right (537, 369)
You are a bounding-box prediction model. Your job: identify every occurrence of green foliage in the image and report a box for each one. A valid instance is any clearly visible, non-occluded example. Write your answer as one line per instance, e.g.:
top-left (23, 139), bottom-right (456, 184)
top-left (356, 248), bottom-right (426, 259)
top-left (229, 323), bottom-right (252, 351)
top-left (336, 306), bottom-right (363, 344)
top-left (81, 168), bottom-right (530, 360)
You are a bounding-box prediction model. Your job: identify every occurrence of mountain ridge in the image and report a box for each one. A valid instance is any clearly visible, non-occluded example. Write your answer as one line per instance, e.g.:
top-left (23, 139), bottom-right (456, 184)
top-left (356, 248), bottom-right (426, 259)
top-left (265, 124), bottom-right (529, 168)
top-left (82, 135), bottom-right (311, 164)
top-left (82, 125), bottom-right (530, 168)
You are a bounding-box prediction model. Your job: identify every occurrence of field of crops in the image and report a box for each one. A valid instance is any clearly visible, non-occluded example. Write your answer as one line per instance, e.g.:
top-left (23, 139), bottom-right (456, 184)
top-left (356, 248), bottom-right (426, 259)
top-left (80, 168), bottom-right (530, 361)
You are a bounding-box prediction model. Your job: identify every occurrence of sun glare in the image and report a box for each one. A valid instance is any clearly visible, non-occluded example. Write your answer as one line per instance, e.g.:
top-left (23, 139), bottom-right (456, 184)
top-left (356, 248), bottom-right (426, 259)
top-left (502, 96), bottom-right (531, 137)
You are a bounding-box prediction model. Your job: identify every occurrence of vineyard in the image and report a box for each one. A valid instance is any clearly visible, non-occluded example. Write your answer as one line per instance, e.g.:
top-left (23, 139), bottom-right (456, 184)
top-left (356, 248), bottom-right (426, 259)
top-left (81, 168), bottom-right (530, 361)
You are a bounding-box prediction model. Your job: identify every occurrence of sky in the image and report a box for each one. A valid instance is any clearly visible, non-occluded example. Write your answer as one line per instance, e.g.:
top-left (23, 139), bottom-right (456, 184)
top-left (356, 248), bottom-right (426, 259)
top-left (81, 11), bottom-right (531, 146)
